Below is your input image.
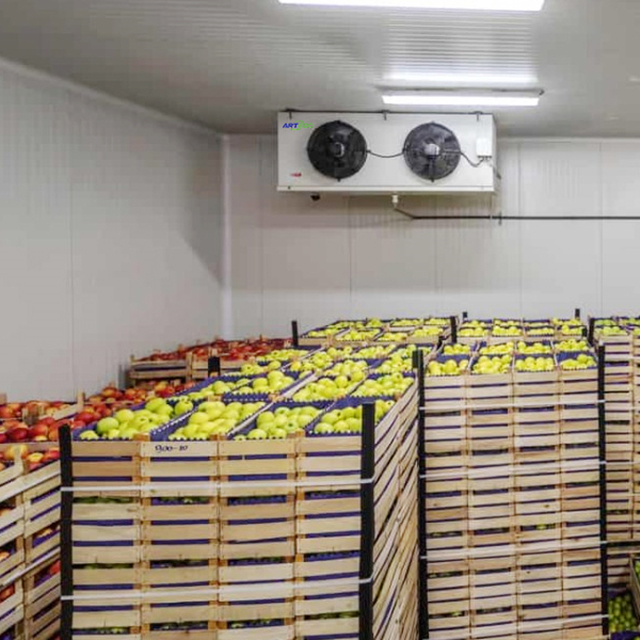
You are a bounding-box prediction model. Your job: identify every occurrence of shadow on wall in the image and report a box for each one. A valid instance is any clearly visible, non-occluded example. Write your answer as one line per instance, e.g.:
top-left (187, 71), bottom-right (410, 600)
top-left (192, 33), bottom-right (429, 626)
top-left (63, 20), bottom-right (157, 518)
top-left (183, 135), bottom-right (224, 289)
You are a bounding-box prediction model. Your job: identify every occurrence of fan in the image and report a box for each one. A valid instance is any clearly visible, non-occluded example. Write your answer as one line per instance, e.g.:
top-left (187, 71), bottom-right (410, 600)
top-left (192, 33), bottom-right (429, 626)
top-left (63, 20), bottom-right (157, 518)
top-left (307, 121), bottom-right (368, 180)
top-left (403, 122), bottom-right (461, 182)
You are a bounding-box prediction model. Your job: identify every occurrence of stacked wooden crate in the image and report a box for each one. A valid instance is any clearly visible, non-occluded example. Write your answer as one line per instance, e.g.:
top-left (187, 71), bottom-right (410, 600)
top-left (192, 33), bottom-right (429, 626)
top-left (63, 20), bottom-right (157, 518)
top-left (631, 324), bottom-right (640, 542)
top-left (422, 344), bottom-right (604, 640)
top-left (0, 451), bottom-right (61, 640)
top-left (593, 325), bottom-right (633, 542)
top-left (0, 462), bottom-right (26, 640)
top-left (62, 378), bottom-right (420, 640)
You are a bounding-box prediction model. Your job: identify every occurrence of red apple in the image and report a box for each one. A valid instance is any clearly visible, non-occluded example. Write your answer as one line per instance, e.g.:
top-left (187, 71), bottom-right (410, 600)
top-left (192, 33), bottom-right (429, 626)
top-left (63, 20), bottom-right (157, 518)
top-left (48, 560), bottom-right (61, 575)
top-left (7, 426), bottom-right (29, 443)
top-left (0, 585), bottom-right (15, 601)
top-left (42, 448), bottom-right (60, 463)
top-left (28, 424), bottom-right (50, 439)
top-left (0, 407), bottom-right (15, 420)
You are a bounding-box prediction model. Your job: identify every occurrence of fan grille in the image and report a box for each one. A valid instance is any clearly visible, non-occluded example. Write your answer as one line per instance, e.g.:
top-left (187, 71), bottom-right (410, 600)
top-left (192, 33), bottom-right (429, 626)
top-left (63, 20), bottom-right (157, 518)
top-left (403, 122), bottom-right (461, 182)
top-left (307, 120), bottom-right (367, 180)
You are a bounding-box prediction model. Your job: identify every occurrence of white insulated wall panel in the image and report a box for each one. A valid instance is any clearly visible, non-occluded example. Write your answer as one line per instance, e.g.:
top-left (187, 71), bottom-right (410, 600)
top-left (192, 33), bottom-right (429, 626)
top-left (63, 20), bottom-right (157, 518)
top-left (0, 61), bottom-right (223, 400)
top-left (227, 135), bottom-right (640, 336)
top-left (601, 141), bottom-right (640, 312)
top-left (0, 71), bottom-right (75, 400)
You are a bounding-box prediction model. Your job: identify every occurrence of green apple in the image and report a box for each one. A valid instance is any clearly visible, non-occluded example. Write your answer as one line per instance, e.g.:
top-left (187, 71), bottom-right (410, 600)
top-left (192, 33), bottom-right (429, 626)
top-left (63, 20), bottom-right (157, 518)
top-left (314, 422), bottom-right (335, 434)
top-left (114, 409), bottom-right (135, 424)
top-left (173, 400), bottom-right (194, 417)
top-left (188, 412), bottom-right (209, 425)
top-left (145, 398), bottom-right (166, 413)
top-left (96, 417), bottom-right (119, 435)
top-left (257, 412), bottom-right (275, 425)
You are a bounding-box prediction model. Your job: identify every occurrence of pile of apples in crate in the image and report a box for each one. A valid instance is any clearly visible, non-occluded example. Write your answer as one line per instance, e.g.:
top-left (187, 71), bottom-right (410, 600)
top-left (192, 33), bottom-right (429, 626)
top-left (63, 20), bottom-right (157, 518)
top-left (301, 317), bottom-right (449, 344)
top-left (132, 337), bottom-right (291, 367)
top-left (457, 317), bottom-right (585, 340)
top-left (76, 339), bottom-right (427, 442)
top-left (0, 337), bottom-right (299, 464)
top-left (426, 337), bottom-right (596, 377)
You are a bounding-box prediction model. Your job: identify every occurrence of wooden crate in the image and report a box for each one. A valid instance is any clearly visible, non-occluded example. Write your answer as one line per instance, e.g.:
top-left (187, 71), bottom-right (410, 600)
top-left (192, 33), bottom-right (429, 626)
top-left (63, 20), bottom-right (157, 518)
top-left (0, 579), bottom-right (24, 637)
top-left (23, 556), bottom-right (60, 640)
top-left (219, 436), bottom-right (295, 562)
top-left (129, 358), bottom-right (190, 382)
top-left (22, 462), bottom-right (60, 541)
top-left (65, 377), bottom-right (418, 640)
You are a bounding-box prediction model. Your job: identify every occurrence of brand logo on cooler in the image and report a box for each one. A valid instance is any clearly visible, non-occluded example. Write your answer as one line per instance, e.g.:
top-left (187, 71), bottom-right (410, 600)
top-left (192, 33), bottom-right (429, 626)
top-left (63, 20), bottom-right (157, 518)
top-left (282, 122), bottom-right (314, 129)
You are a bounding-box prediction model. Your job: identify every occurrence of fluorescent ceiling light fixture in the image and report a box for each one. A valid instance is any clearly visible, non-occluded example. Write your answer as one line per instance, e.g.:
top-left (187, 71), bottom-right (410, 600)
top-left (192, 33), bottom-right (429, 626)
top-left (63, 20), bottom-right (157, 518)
top-left (386, 72), bottom-right (537, 85)
top-left (279, 0), bottom-right (545, 11)
top-left (382, 91), bottom-right (541, 107)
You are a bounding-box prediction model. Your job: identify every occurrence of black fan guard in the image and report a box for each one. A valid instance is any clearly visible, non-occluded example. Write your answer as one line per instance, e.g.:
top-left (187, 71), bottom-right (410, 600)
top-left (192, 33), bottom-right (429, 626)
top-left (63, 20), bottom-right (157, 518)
top-left (307, 120), bottom-right (368, 181)
top-left (403, 122), bottom-right (461, 182)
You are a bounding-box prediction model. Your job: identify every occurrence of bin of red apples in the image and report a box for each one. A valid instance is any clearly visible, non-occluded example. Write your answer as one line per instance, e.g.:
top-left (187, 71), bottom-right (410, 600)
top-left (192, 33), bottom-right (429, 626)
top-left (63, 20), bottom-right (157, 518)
top-left (1, 443), bottom-right (60, 472)
top-left (0, 399), bottom-right (75, 422)
top-left (211, 337), bottom-right (291, 363)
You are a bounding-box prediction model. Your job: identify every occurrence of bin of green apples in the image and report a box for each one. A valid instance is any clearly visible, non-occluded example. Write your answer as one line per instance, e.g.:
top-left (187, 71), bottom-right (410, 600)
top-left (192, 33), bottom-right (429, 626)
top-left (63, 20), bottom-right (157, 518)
top-left (597, 325), bottom-right (629, 337)
top-left (77, 396), bottom-right (198, 441)
top-left (335, 329), bottom-right (381, 343)
top-left (376, 332), bottom-right (410, 343)
top-left (410, 326), bottom-right (443, 339)
top-left (557, 352), bottom-right (597, 371)
top-left (310, 398), bottom-right (395, 436)
top-left (514, 355), bottom-right (556, 373)
top-left (254, 348), bottom-right (315, 363)
top-left (443, 344), bottom-right (472, 356)
top-left (425, 317), bottom-right (449, 326)
top-left (224, 370), bottom-right (309, 399)
top-left (236, 361), bottom-right (282, 376)
top-left (351, 373), bottom-right (414, 398)
top-left (292, 374), bottom-right (362, 402)
top-left (427, 355), bottom-right (470, 377)
top-left (166, 400), bottom-right (266, 441)
top-left (288, 350), bottom-right (337, 373)
top-left (479, 342), bottom-right (514, 355)
top-left (471, 354), bottom-right (512, 375)
top-left (303, 326), bottom-right (344, 339)
top-left (389, 318), bottom-right (425, 329)
top-left (352, 345), bottom-right (395, 360)
top-left (491, 324), bottom-right (523, 337)
top-left (608, 588), bottom-right (639, 636)
top-left (323, 359), bottom-right (369, 378)
top-left (516, 341), bottom-right (552, 355)
top-left (175, 374), bottom-right (249, 398)
top-left (232, 401), bottom-right (330, 441)
top-left (373, 353), bottom-right (414, 374)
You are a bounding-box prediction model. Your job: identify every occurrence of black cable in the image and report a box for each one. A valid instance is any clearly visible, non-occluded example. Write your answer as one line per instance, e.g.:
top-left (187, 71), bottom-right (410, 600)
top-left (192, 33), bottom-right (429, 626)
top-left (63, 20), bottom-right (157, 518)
top-left (367, 149), bottom-right (405, 159)
top-left (460, 151), bottom-right (486, 169)
top-left (368, 146), bottom-right (488, 168)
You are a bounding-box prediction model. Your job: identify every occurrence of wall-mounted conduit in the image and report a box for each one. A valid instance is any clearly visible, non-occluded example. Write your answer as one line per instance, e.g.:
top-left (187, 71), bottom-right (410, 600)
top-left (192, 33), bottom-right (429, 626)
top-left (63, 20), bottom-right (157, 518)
top-left (391, 195), bottom-right (640, 221)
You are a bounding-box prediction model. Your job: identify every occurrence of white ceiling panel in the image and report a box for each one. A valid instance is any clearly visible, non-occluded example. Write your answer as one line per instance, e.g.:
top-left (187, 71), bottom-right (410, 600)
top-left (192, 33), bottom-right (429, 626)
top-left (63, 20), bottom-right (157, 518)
top-left (0, 0), bottom-right (638, 135)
